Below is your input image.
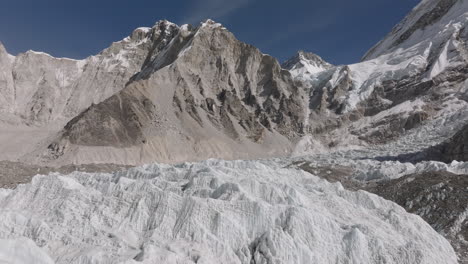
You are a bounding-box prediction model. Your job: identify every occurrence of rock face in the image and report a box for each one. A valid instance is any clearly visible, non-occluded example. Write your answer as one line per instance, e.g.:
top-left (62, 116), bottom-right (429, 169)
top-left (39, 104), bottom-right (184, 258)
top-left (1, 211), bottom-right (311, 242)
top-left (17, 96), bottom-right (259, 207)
top-left (34, 20), bottom-right (308, 165)
top-left (0, 160), bottom-right (458, 264)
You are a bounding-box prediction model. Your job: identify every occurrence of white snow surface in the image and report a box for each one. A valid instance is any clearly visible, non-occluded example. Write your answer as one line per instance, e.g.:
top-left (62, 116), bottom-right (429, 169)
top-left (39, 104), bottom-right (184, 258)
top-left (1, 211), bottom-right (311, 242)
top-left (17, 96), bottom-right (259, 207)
top-left (0, 238), bottom-right (54, 264)
top-left (0, 159), bottom-right (457, 263)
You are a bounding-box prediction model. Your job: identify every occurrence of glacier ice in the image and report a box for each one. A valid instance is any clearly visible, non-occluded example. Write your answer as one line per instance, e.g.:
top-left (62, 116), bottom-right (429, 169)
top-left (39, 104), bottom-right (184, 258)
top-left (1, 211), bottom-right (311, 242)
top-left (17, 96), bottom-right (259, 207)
top-left (0, 159), bottom-right (458, 263)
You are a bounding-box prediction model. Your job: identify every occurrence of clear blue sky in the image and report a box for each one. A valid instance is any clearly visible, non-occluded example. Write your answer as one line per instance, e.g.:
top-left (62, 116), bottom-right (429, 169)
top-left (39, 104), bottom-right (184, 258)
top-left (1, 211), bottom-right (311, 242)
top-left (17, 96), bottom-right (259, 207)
top-left (0, 0), bottom-right (420, 65)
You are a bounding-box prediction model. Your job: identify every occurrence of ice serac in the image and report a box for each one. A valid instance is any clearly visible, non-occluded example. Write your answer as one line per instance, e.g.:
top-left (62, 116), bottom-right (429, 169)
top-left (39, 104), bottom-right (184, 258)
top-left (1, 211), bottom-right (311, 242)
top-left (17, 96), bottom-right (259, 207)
top-left (0, 160), bottom-right (458, 264)
top-left (39, 19), bottom-right (308, 165)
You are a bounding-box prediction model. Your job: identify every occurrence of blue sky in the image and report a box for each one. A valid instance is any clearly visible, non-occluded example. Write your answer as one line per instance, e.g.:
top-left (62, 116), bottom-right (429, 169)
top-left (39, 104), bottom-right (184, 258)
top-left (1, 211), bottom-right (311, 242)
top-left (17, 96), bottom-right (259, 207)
top-left (0, 0), bottom-right (419, 65)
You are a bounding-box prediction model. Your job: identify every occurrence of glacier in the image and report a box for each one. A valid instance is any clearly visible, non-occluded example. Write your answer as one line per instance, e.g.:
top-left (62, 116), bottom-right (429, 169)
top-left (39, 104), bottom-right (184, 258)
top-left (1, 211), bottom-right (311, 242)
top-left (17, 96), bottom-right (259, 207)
top-left (0, 159), bottom-right (458, 263)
